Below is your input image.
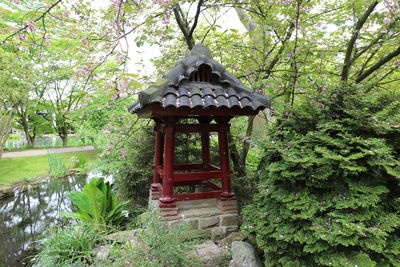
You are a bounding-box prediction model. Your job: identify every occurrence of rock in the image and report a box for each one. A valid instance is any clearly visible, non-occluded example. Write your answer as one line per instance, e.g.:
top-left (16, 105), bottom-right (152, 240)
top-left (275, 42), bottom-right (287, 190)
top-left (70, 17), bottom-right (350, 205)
top-left (169, 218), bottom-right (199, 229)
top-left (230, 241), bottom-right (263, 267)
top-left (103, 229), bottom-right (139, 243)
top-left (0, 186), bottom-right (14, 199)
top-left (220, 232), bottom-right (245, 247)
top-left (93, 244), bottom-right (112, 260)
top-left (211, 227), bottom-right (226, 239)
top-left (190, 240), bottom-right (229, 267)
top-left (199, 216), bottom-right (219, 228)
top-left (220, 215), bottom-right (238, 226)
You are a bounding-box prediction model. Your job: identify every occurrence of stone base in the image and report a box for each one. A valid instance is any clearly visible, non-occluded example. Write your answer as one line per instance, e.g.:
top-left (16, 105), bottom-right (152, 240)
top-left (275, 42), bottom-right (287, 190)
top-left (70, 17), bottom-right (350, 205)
top-left (149, 198), bottom-right (239, 239)
top-left (159, 205), bottom-right (179, 217)
top-left (149, 188), bottom-right (161, 200)
top-left (217, 198), bottom-right (238, 211)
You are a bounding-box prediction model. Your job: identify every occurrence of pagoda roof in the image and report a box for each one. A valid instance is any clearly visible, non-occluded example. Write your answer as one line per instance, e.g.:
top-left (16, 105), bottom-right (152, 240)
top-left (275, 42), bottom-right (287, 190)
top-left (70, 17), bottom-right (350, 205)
top-left (128, 44), bottom-right (271, 116)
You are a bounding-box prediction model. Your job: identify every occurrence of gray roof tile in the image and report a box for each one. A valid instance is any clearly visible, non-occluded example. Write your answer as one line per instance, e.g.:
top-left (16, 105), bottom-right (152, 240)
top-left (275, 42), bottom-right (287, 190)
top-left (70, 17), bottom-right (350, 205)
top-left (128, 44), bottom-right (271, 114)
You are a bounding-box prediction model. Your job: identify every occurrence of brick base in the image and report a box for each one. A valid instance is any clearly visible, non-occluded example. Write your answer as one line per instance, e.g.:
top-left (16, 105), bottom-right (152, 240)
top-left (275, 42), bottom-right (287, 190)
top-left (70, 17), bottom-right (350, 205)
top-left (149, 189), bottom-right (161, 200)
top-left (217, 198), bottom-right (238, 211)
top-left (159, 205), bottom-right (179, 217)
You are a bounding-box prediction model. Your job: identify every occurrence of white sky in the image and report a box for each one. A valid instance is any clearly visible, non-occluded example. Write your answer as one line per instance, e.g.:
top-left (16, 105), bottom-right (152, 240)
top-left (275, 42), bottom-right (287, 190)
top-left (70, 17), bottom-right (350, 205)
top-left (91, 0), bottom-right (246, 75)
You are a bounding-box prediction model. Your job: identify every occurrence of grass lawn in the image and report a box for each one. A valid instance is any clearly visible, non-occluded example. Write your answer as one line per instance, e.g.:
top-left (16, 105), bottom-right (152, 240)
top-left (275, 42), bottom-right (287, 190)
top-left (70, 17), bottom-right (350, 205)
top-left (0, 151), bottom-right (97, 186)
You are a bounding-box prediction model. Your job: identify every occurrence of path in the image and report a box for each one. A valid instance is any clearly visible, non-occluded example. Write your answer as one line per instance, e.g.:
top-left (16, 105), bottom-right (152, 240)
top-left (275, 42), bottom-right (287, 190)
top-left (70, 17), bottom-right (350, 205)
top-left (2, 145), bottom-right (95, 158)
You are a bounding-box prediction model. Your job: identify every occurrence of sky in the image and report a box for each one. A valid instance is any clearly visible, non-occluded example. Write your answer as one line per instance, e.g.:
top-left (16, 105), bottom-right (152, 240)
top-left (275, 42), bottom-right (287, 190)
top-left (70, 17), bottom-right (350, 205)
top-left (91, 0), bottom-right (246, 76)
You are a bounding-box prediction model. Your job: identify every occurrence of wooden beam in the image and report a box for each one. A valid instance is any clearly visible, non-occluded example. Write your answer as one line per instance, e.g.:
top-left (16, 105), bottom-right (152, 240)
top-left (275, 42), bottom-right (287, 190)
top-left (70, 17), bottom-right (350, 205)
top-left (204, 181), bottom-right (222, 191)
top-left (174, 171), bottom-right (222, 182)
top-left (174, 163), bottom-right (205, 171)
top-left (174, 123), bottom-right (221, 133)
top-left (137, 104), bottom-right (260, 118)
top-left (174, 190), bottom-right (222, 201)
top-left (173, 181), bottom-right (203, 187)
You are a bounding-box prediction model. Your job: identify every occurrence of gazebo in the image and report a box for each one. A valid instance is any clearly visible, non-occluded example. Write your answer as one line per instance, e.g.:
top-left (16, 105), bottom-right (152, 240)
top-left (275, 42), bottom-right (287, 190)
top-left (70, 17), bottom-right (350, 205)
top-left (128, 44), bottom-right (270, 216)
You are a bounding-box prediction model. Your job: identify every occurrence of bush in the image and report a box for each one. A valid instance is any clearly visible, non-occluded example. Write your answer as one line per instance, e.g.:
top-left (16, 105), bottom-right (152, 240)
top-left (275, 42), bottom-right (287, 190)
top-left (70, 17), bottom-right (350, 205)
top-left (31, 224), bottom-right (101, 267)
top-left (243, 86), bottom-right (400, 266)
top-left (109, 211), bottom-right (202, 267)
top-left (111, 125), bottom-right (155, 207)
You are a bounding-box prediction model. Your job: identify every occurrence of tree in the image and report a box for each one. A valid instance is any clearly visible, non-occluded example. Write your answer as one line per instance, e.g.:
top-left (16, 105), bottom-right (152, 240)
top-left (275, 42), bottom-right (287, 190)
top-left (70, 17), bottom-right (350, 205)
top-left (0, 46), bottom-right (28, 157)
top-left (243, 85), bottom-right (400, 266)
top-left (0, 111), bottom-right (14, 159)
top-left (1, 0), bottom-right (124, 147)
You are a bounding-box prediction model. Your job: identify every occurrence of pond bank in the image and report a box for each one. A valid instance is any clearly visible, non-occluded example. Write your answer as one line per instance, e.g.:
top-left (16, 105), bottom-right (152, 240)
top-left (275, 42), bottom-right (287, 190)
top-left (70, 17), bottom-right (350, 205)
top-left (2, 145), bottom-right (95, 158)
top-left (0, 171), bottom-right (80, 200)
top-left (0, 150), bottom-right (97, 186)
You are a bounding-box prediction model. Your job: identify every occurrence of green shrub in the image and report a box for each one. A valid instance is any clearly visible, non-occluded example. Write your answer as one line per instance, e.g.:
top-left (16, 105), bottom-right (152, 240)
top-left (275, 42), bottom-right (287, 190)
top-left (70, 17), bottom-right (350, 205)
top-left (61, 178), bottom-right (129, 231)
top-left (111, 125), bottom-right (155, 208)
top-left (109, 211), bottom-right (202, 267)
top-left (47, 153), bottom-right (67, 177)
top-left (30, 224), bottom-right (101, 267)
top-left (243, 86), bottom-right (400, 266)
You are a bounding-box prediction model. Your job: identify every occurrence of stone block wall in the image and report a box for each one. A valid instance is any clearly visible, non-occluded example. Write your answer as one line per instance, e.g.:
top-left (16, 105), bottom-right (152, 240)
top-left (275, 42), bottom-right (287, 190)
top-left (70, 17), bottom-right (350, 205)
top-left (149, 198), bottom-right (239, 239)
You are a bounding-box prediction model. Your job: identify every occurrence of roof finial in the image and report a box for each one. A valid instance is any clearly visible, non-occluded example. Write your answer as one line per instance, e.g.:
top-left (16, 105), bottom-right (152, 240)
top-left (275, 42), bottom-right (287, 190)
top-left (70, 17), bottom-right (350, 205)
top-left (190, 43), bottom-right (211, 58)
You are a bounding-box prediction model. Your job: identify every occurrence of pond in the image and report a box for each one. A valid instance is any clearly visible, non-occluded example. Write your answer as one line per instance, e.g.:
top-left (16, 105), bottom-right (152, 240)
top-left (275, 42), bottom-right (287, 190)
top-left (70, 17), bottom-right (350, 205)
top-left (0, 172), bottom-right (109, 267)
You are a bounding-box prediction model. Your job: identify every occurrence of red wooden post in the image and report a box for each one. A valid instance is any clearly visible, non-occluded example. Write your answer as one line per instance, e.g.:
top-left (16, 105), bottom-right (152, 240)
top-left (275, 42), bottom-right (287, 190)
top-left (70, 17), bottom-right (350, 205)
top-left (151, 125), bottom-right (163, 191)
top-left (159, 121), bottom-right (176, 207)
top-left (198, 117), bottom-right (212, 169)
top-left (201, 132), bottom-right (210, 167)
top-left (216, 117), bottom-right (234, 199)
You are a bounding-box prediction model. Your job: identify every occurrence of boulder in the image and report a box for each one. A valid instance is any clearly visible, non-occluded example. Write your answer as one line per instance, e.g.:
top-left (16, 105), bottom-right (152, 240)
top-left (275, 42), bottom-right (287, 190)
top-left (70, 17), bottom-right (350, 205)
top-left (229, 241), bottom-right (263, 267)
top-left (103, 229), bottom-right (139, 243)
top-left (0, 186), bottom-right (14, 199)
top-left (93, 244), bottom-right (112, 260)
top-left (190, 240), bottom-right (230, 267)
top-left (220, 231), bottom-right (245, 247)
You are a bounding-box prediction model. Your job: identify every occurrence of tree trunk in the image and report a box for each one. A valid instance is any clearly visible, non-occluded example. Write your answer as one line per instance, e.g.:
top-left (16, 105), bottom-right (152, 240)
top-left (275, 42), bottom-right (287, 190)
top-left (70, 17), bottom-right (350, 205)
top-left (61, 135), bottom-right (68, 147)
top-left (0, 111), bottom-right (14, 159)
top-left (19, 108), bottom-right (36, 148)
top-left (27, 134), bottom-right (36, 147)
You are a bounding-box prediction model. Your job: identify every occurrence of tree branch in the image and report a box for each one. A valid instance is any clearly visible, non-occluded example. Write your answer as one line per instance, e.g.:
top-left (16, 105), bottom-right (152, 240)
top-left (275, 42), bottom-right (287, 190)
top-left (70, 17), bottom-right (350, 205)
top-left (173, 4), bottom-right (195, 49)
top-left (341, 0), bottom-right (378, 81)
top-left (188, 0), bottom-right (204, 40)
top-left (2, 0), bottom-right (63, 43)
top-left (356, 45), bottom-right (400, 83)
top-left (263, 22), bottom-right (295, 80)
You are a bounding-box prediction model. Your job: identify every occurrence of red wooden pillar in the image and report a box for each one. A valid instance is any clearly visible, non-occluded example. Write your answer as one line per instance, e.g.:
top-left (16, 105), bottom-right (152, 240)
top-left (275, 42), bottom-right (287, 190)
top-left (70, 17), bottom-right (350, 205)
top-left (151, 125), bottom-right (163, 192)
top-left (216, 117), bottom-right (234, 199)
top-left (159, 121), bottom-right (176, 207)
top-left (198, 117), bottom-right (212, 169)
top-left (201, 132), bottom-right (210, 167)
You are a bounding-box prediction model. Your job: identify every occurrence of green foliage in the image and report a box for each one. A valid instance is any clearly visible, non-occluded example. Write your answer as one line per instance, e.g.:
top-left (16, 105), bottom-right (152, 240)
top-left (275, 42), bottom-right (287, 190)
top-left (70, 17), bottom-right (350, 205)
top-left (107, 211), bottom-right (202, 267)
top-left (47, 153), bottom-right (67, 177)
top-left (243, 85), bottom-right (400, 266)
top-left (61, 178), bottom-right (129, 231)
top-left (30, 224), bottom-right (101, 267)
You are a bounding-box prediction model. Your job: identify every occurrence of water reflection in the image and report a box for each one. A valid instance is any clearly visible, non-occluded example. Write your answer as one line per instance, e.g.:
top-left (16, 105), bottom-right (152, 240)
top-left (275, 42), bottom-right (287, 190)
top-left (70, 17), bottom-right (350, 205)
top-left (0, 175), bottom-right (89, 267)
